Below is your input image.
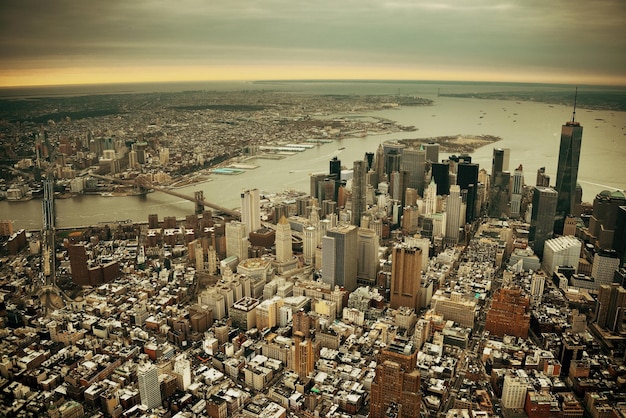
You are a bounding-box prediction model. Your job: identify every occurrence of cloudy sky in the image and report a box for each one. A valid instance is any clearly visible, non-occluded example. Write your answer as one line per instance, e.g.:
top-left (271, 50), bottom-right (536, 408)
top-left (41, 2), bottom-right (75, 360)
top-left (1, 0), bottom-right (625, 87)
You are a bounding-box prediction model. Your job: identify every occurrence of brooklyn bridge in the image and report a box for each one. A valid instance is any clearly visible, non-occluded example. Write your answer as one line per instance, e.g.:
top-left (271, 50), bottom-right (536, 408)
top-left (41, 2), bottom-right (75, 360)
top-left (89, 173), bottom-right (241, 219)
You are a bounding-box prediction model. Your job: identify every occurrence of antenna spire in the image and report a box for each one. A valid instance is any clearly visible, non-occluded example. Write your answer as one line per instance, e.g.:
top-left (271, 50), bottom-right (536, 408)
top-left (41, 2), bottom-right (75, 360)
top-left (572, 86), bottom-right (578, 123)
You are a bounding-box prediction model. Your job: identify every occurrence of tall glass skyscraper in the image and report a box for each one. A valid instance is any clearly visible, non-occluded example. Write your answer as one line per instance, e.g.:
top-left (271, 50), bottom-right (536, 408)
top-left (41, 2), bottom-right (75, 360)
top-left (554, 116), bottom-right (583, 234)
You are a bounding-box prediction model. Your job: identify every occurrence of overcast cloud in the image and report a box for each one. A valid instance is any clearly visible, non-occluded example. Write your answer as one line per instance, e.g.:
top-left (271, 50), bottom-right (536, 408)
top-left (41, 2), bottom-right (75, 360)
top-left (1, 0), bottom-right (624, 85)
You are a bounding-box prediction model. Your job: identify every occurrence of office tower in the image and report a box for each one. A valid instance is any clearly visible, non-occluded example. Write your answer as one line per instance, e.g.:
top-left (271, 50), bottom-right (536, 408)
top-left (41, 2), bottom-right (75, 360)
top-left (310, 172), bottom-right (327, 202)
top-left (240, 188), bottom-right (261, 235)
top-left (370, 339), bottom-right (420, 418)
top-left (457, 163), bottom-right (479, 222)
top-left (491, 147), bottom-right (510, 177)
top-left (225, 221), bottom-right (248, 262)
top-left (273, 203), bottom-right (290, 225)
top-left (424, 142), bottom-right (439, 163)
top-left (137, 362), bottom-right (161, 409)
top-left (400, 147), bottom-right (427, 195)
top-left (591, 249), bottom-right (620, 287)
top-left (510, 165), bottom-right (524, 218)
top-left (587, 190), bottom-right (626, 250)
top-left (303, 226), bottom-right (316, 265)
top-left (488, 170), bottom-right (510, 218)
top-left (173, 355), bottom-right (192, 391)
top-left (596, 283), bottom-right (626, 333)
top-left (383, 141), bottom-right (405, 175)
top-left (329, 156), bottom-right (341, 178)
top-left (615, 206), bottom-right (626, 263)
top-left (530, 186), bottom-right (558, 256)
top-left (275, 215), bottom-right (292, 263)
top-left (423, 178), bottom-right (437, 215)
top-left (292, 333), bottom-right (316, 380)
top-left (485, 287), bottom-right (530, 338)
top-left (445, 185), bottom-right (464, 246)
top-left (68, 243), bottom-right (90, 286)
top-left (374, 144), bottom-right (385, 187)
top-left (431, 162), bottom-right (450, 196)
top-left (364, 152), bottom-right (374, 170)
top-left (542, 236), bottom-right (582, 276)
top-left (390, 244), bottom-right (422, 311)
top-left (554, 105), bottom-right (583, 234)
top-left (405, 188), bottom-right (418, 207)
top-left (530, 274), bottom-right (545, 306)
top-left (357, 228), bottom-right (379, 286)
top-left (501, 372), bottom-right (528, 409)
top-left (322, 225), bottom-right (358, 291)
top-left (352, 160), bottom-right (367, 226)
top-left (536, 167), bottom-right (550, 187)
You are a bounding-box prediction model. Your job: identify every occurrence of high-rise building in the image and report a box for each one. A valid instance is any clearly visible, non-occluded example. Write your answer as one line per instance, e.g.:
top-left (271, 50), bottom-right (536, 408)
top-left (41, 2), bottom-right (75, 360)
top-left (586, 190), bottom-right (626, 250)
top-left (303, 226), bottom-right (316, 266)
top-left (445, 185), bottom-right (464, 246)
top-left (68, 243), bottom-right (90, 286)
top-left (390, 244), bottom-right (422, 311)
top-left (491, 148), bottom-right (510, 177)
top-left (596, 283), bottom-right (626, 333)
top-left (530, 186), bottom-right (558, 256)
top-left (137, 362), bottom-right (161, 409)
top-left (591, 249), bottom-right (621, 287)
top-left (225, 221), bottom-right (248, 262)
top-left (424, 142), bottom-right (439, 163)
top-left (240, 189), bottom-right (261, 235)
top-left (351, 160), bottom-right (367, 226)
top-left (357, 228), bottom-right (379, 286)
top-left (554, 109), bottom-right (583, 234)
top-left (400, 147), bottom-right (427, 195)
top-left (292, 333), bottom-right (316, 380)
top-left (322, 225), bottom-right (358, 291)
top-left (510, 165), bottom-right (524, 218)
top-left (457, 163), bottom-right (479, 222)
top-left (275, 215), bottom-right (292, 263)
top-left (431, 162), bottom-right (450, 196)
top-left (542, 236), bottom-right (582, 276)
top-left (173, 355), bottom-right (192, 391)
top-left (501, 372), bottom-right (528, 409)
top-left (374, 144), bottom-right (385, 187)
top-left (536, 167), bottom-right (550, 187)
top-left (370, 339), bottom-right (420, 418)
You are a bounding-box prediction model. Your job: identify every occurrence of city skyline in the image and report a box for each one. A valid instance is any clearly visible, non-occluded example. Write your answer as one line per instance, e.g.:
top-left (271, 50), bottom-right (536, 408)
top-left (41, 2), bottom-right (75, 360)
top-left (1, 0), bottom-right (626, 87)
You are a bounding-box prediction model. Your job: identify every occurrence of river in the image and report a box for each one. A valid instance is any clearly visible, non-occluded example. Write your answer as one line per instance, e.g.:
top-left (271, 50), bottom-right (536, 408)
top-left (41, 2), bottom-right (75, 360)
top-left (1, 85), bottom-right (625, 230)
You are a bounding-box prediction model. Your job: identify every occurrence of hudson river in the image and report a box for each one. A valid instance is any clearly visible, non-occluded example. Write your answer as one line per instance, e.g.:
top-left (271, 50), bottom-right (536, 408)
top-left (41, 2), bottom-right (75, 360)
top-left (1, 82), bottom-right (625, 229)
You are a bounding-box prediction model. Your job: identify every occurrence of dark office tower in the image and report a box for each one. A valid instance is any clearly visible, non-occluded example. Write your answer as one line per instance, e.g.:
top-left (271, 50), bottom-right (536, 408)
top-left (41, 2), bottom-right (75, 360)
top-left (457, 163), bottom-right (479, 222)
top-left (322, 225), bottom-right (358, 292)
top-left (587, 191), bottom-right (626, 250)
top-left (536, 167), bottom-right (550, 187)
top-left (148, 214), bottom-right (159, 229)
top-left (352, 160), bottom-right (367, 226)
top-left (385, 150), bottom-right (402, 178)
top-left (401, 147), bottom-right (427, 195)
top-left (364, 152), bottom-right (375, 171)
top-left (374, 144), bottom-right (385, 187)
top-left (491, 148), bottom-right (510, 177)
top-left (69, 243), bottom-right (90, 286)
top-left (329, 156), bottom-right (341, 179)
top-left (488, 171), bottom-right (511, 218)
top-left (554, 103), bottom-right (583, 234)
top-left (424, 142), bottom-right (439, 163)
top-left (530, 186), bottom-right (558, 256)
top-left (596, 283), bottom-right (626, 333)
top-left (431, 162), bottom-right (450, 196)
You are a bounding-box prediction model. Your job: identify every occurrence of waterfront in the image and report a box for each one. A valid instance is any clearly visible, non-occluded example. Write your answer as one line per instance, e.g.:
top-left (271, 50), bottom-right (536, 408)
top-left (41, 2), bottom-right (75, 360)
top-left (1, 85), bottom-right (625, 230)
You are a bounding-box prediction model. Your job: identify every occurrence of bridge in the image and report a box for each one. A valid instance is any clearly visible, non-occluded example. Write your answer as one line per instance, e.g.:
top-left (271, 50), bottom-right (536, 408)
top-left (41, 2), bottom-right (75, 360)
top-left (89, 173), bottom-right (241, 218)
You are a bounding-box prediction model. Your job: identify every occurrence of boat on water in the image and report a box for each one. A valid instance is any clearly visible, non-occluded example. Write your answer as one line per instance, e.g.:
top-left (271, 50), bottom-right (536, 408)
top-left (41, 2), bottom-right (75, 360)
top-left (338, 147), bottom-right (345, 150)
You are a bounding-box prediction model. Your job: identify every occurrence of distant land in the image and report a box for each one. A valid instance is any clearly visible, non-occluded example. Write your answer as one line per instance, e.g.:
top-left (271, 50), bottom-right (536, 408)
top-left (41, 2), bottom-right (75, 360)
top-left (398, 134), bottom-right (501, 154)
top-left (439, 90), bottom-right (626, 112)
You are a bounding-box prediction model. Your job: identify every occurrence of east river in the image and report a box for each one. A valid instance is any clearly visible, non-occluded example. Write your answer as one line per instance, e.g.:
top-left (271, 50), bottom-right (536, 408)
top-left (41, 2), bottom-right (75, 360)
top-left (2, 92), bottom-right (625, 230)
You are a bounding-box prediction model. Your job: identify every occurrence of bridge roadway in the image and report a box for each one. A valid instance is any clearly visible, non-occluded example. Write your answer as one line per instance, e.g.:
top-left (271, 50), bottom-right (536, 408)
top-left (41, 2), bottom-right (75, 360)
top-left (89, 173), bottom-right (240, 218)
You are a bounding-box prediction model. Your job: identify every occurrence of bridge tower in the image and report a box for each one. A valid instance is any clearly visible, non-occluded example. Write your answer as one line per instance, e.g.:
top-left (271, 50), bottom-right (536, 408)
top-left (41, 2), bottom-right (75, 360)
top-left (194, 191), bottom-right (205, 214)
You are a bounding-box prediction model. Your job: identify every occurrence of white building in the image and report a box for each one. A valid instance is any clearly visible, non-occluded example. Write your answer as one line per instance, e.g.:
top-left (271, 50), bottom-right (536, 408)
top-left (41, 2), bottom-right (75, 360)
top-left (138, 362), bottom-right (161, 409)
top-left (241, 188), bottom-right (261, 235)
top-left (542, 236), bottom-right (582, 276)
top-left (501, 371), bottom-right (528, 409)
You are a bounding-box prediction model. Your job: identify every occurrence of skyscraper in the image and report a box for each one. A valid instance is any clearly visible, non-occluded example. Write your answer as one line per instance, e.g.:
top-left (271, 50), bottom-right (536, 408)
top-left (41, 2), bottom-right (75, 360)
top-left (530, 186), bottom-right (558, 256)
top-left (424, 142), bottom-right (439, 163)
top-left (555, 101), bottom-right (583, 234)
top-left (596, 283), bottom-right (626, 333)
top-left (225, 221), bottom-right (248, 262)
top-left (240, 188), bottom-right (260, 236)
top-left (457, 162), bottom-right (479, 222)
top-left (445, 185), bottom-right (464, 246)
top-left (351, 160), bottom-right (367, 226)
top-left (390, 244), bottom-right (422, 311)
top-left (322, 225), bottom-right (358, 291)
top-left (275, 215), bottom-right (292, 263)
top-left (510, 165), bottom-right (524, 218)
top-left (400, 147), bottom-right (427, 195)
top-left (431, 162), bottom-right (450, 196)
top-left (356, 227), bottom-right (379, 286)
top-left (138, 362), bottom-right (161, 409)
top-left (491, 147), bottom-right (510, 177)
